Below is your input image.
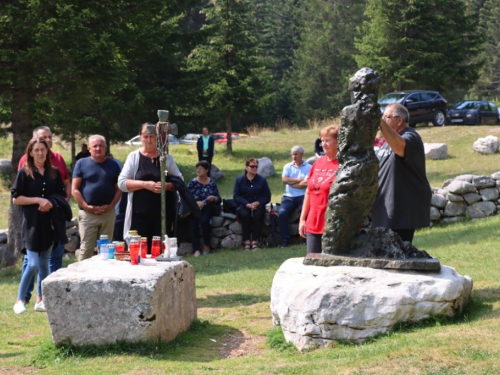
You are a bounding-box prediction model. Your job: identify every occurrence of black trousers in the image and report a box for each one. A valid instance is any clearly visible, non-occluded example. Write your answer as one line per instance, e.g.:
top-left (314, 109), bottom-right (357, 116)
top-left (393, 228), bottom-right (415, 243)
top-left (237, 205), bottom-right (266, 242)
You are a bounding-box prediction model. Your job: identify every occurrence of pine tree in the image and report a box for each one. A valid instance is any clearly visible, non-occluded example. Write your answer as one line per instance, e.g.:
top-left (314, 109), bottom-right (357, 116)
top-left (183, 0), bottom-right (272, 152)
top-left (356, 0), bottom-right (483, 93)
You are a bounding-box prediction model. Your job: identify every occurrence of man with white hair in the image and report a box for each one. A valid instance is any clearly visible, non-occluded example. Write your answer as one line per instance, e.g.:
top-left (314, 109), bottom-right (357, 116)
top-left (279, 145), bottom-right (311, 248)
top-left (371, 103), bottom-right (431, 243)
top-left (72, 135), bottom-right (122, 261)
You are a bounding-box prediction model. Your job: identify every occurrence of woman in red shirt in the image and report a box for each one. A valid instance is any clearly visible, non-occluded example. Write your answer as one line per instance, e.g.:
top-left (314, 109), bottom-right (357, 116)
top-left (299, 125), bottom-right (339, 254)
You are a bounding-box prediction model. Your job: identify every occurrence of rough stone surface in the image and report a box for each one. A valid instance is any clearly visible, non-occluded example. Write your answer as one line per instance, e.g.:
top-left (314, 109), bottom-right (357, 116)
top-left (64, 236), bottom-right (79, 253)
top-left (0, 159), bottom-right (13, 176)
top-left (479, 187), bottom-right (499, 202)
top-left (424, 143), bottom-right (448, 160)
top-left (463, 192), bottom-right (482, 205)
top-left (271, 258), bottom-right (473, 349)
top-left (211, 227), bottom-right (229, 238)
top-left (178, 242), bottom-right (192, 255)
top-left (0, 232), bottom-right (7, 244)
top-left (228, 221), bottom-right (243, 234)
top-left (220, 234), bottom-right (243, 249)
top-left (42, 257), bottom-right (197, 346)
top-left (454, 174), bottom-right (475, 183)
top-left (442, 217), bottom-right (465, 224)
top-left (472, 176), bottom-right (495, 189)
top-left (431, 194), bottom-right (447, 208)
top-left (447, 193), bottom-right (464, 202)
top-left (467, 201), bottom-right (496, 219)
top-left (491, 171), bottom-right (500, 180)
top-left (473, 135), bottom-right (499, 154)
top-left (430, 206), bottom-right (441, 221)
top-left (211, 216), bottom-right (225, 228)
top-left (444, 180), bottom-right (477, 195)
top-left (444, 201), bottom-right (467, 217)
top-left (257, 157), bottom-right (275, 177)
top-left (210, 164), bottom-right (224, 181)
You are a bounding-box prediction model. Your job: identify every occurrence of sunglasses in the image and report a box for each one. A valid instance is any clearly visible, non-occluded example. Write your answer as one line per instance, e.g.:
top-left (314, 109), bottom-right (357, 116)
top-left (248, 165), bottom-right (258, 169)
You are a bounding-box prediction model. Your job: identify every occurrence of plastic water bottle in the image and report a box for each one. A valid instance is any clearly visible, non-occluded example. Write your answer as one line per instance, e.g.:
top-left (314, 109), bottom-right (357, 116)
top-left (100, 244), bottom-right (109, 260)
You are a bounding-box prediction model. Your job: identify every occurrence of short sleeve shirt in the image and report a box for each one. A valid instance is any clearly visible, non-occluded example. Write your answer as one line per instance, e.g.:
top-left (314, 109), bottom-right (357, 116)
top-left (305, 157), bottom-right (339, 234)
top-left (370, 127), bottom-right (431, 229)
top-left (73, 157), bottom-right (121, 208)
top-left (282, 161), bottom-right (312, 197)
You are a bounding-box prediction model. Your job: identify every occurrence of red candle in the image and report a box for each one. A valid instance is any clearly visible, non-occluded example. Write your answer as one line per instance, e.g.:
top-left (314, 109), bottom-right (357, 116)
top-left (151, 236), bottom-right (161, 258)
top-left (129, 240), bottom-right (140, 265)
top-left (140, 237), bottom-right (148, 259)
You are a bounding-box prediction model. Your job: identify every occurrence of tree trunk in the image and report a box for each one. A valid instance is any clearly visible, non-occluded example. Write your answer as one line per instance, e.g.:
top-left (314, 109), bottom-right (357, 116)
top-left (225, 110), bottom-right (232, 153)
top-left (70, 131), bottom-right (76, 171)
top-left (5, 92), bottom-right (33, 266)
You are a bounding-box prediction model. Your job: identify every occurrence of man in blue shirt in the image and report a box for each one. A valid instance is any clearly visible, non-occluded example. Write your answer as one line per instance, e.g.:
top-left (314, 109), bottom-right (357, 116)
top-left (279, 146), bottom-right (311, 248)
top-left (72, 135), bottom-right (122, 261)
top-left (197, 127), bottom-right (214, 176)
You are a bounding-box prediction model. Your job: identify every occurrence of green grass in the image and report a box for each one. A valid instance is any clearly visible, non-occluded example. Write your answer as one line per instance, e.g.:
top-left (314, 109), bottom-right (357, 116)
top-left (2, 124), bottom-right (500, 373)
top-left (1, 218), bottom-right (500, 374)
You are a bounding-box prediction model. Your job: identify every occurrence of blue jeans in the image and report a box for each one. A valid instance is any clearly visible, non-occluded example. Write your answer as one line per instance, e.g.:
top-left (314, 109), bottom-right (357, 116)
top-left (18, 246), bottom-right (52, 301)
top-left (22, 242), bottom-right (62, 301)
top-left (279, 195), bottom-right (304, 245)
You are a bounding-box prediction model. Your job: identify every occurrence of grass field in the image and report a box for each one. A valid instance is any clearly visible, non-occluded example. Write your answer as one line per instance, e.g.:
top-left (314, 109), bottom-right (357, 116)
top-left (1, 124), bottom-right (500, 374)
top-left (1, 216), bottom-right (500, 374)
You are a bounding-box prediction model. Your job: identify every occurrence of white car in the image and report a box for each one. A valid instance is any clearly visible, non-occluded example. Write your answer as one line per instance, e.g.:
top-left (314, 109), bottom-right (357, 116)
top-left (179, 133), bottom-right (202, 145)
top-left (125, 134), bottom-right (179, 146)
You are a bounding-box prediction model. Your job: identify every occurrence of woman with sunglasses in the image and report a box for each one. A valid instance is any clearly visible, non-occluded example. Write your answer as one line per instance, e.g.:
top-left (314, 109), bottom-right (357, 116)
top-left (233, 158), bottom-right (271, 250)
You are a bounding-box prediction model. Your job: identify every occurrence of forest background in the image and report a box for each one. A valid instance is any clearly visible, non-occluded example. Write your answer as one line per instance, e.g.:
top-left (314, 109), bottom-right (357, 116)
top-left (1, 0), bottom-right (499, 264)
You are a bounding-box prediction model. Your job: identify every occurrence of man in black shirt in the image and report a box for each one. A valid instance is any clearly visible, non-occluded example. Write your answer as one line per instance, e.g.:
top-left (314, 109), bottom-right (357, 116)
top-left (370, 103), bottom-right (431, 243)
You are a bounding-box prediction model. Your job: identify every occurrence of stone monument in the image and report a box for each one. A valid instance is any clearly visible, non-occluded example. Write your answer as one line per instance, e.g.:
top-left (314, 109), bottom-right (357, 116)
top-left (306, 67), bottom-right (439, 271)
top-left (271, 68), bottom-right (472, 350)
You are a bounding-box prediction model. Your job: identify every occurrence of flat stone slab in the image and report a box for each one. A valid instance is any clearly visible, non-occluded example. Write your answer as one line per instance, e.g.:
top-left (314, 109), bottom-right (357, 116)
top-left (271, 258), bottom-right (472, 350)
top-left (42, 257), bottom-right (197, 346)
top-left (303, 253), bottom-right (441, 271)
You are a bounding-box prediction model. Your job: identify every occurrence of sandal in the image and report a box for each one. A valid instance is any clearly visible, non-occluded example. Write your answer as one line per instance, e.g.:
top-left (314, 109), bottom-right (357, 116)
top-left (251, 241), bottom-right (260, 250)
top-left (244, 241), bottom-right (251, 250)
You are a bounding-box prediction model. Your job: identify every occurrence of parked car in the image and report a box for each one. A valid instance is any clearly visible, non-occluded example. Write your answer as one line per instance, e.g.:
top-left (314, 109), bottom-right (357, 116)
top-left (125, 134), bottom-right (179, 146)
top-left (212, 132), bottom-right (241, 143)
top-left (446, 100), bottom-right (500, 125)
top-left (179, 133), bottom-right (201, 145)
top-left (378, 90), bottom-right (448, 127)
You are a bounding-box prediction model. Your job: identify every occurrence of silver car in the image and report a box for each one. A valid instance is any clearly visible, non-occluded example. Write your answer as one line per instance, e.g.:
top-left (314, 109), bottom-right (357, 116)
top-left (179, 133), bottom-right (202, 145)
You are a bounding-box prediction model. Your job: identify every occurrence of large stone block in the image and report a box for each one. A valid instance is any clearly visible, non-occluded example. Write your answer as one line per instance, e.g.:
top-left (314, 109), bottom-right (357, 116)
top-left (424, 143), bottom-right (447, 160)
top-left (473, 135), bottom-right (499, 154)
top-left (271, 258), bottom-right (472, 350)
top-left (42, 257), bottom-right (197, 346)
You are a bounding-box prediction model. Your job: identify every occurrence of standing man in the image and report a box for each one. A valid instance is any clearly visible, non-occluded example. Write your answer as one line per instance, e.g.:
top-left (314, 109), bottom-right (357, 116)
top-left (370, 103), bottom-right (431, 243)
top-left (279, 145), bottom-right (311, 248)
top-left (17, 126), bottom-right (70, 304)
top-left (75, 143), bottom-right (90, 161)
top-left (72, 135), bottom-right (122, 261)
top-left (197, 127), bottom-right (214, 176)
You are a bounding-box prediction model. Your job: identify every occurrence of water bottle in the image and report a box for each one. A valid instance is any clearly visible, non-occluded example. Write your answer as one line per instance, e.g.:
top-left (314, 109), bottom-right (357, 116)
top-left (100, 244), bottom-right (109, 260)
top-left (97, 235), bottom-right (110, 257)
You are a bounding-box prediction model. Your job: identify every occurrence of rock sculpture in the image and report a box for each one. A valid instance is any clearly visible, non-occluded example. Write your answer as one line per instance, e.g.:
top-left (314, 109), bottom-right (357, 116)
top-left (310, 67), bottom-right (439, 271)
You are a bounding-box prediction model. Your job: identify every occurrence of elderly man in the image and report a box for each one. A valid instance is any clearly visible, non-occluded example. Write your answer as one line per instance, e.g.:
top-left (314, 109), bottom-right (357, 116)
top-left (370, 103), bottom-right (431, 243)
top-left (72, 135), bottom-right (122, 261)
top-left (279, 145), bottom-right (311, 248)
top-left (17, 126), bottom-right (71, 304)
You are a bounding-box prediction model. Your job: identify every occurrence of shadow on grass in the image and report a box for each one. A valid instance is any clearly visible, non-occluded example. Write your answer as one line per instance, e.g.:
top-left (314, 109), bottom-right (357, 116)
top-left (197, 292), bottom-right (270, 308)
top-left (0, 352), bottom-right (23, 359)
top-left (30, 320), bottom-right (238, 368)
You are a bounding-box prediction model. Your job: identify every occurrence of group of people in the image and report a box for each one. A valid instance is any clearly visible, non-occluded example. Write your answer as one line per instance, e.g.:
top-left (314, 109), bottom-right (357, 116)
top-left (12, 102), bottom-right (431, 314)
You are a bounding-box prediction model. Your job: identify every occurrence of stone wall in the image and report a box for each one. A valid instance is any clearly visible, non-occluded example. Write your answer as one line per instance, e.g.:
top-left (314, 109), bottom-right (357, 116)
top-left (430, 172), bottom-right (500, 225)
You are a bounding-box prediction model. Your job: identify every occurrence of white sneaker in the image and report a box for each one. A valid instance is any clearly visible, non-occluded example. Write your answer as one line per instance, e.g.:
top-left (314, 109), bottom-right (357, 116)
top-left (34, 301), bottom-right (46, 312)
top-left (13, 302), bottom-right (27, 314)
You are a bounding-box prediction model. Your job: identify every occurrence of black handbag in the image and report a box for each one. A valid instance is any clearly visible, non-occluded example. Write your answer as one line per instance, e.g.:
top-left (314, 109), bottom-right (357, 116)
top-left (222, 198), bottom-right (238, 214)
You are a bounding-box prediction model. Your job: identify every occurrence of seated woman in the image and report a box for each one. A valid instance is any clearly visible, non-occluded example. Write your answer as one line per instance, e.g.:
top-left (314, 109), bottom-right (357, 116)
top-left (233, 158), bottom-right (271, 250)
top-left (118, 122), bottom-right (183, 250)
top-left (187, 160), bottom-right (221, 257)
